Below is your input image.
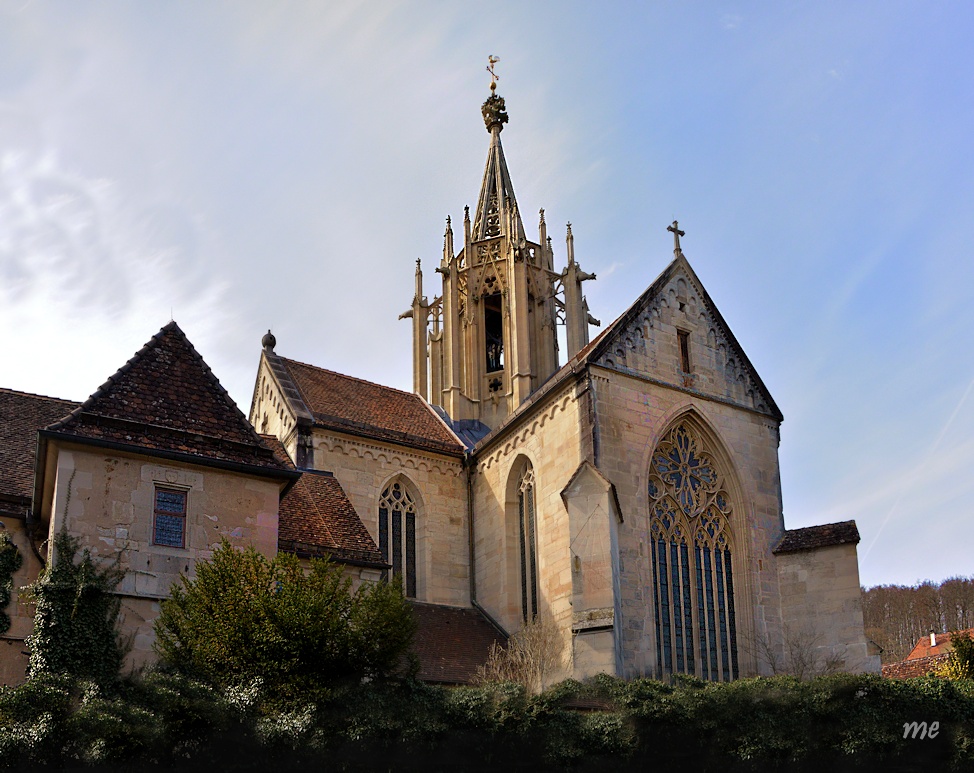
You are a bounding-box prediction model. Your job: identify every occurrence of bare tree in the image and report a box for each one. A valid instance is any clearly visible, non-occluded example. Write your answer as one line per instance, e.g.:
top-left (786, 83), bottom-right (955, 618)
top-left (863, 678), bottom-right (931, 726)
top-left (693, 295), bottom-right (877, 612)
top-left (743, 623), bottom-right (848, 679)
top-left (475, 614), bottom-right (565, 694)
top-left (862, 575), bottom-right (974, 664)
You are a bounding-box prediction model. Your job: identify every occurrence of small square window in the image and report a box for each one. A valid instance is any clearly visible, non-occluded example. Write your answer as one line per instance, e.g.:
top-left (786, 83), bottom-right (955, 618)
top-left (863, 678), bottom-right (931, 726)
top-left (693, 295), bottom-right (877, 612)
top-left (153, 488), bottom-right (187, 548)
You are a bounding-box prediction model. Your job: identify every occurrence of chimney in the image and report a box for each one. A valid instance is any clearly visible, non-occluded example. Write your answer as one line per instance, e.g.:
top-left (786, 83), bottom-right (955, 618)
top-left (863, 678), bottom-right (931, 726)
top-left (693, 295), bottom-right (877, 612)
top-left (930, 630), bottom-right (937, 648)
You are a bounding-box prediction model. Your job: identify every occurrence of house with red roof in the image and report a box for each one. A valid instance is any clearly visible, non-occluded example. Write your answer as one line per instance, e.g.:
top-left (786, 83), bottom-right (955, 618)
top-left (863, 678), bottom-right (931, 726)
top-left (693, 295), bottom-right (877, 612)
top-left (882, 628), bottom-right (974, 679)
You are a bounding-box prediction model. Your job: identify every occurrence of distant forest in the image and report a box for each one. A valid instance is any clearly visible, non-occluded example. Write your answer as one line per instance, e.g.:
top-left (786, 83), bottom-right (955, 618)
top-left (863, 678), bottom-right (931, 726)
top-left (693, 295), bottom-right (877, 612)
top-left (862, 575), bottom-right (974, 663)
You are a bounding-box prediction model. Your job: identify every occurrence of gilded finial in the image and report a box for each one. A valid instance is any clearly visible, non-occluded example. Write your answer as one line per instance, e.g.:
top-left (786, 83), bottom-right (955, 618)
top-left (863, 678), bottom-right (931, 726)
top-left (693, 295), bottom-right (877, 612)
top-left (487, 55), bottom-right (500, 93)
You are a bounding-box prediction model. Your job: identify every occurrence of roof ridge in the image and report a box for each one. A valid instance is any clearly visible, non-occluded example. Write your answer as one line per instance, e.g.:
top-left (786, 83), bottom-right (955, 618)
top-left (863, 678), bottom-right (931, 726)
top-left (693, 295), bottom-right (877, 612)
top-left (0, 387), bottom-right (79, 405)
top-left (280, 355), bottom-right (417, 399)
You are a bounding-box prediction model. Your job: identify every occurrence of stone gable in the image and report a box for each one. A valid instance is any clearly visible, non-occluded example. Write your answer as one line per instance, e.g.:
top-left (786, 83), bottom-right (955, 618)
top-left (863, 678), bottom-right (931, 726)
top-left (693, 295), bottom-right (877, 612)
top-left (588, 255), bottom-right (781, 421)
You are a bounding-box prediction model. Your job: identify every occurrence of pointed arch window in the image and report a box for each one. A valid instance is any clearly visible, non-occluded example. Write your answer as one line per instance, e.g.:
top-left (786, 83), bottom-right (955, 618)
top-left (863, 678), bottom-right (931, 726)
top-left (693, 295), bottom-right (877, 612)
top-left (517, 465), bottom-right (539, 623)
top-left (378, 480), bottom-right (417, 598)
top-left (649, 423), bottom-right (738, 681)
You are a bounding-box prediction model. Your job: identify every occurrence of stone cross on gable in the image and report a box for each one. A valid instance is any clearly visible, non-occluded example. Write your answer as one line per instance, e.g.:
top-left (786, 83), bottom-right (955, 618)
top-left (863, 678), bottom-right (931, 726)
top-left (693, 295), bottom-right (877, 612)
top-left (667, 220), bottom-right (685, 254)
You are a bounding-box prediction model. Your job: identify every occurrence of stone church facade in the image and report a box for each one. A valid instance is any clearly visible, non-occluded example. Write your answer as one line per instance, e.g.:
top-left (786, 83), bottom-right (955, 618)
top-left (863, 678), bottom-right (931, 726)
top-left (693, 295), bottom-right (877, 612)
top-left (0, 86), bottom-right (879, 685)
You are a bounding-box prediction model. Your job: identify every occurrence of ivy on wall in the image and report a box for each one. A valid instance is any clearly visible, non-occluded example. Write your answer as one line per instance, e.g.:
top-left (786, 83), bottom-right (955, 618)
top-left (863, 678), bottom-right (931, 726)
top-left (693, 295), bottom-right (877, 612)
top-left (23, 530), bottom-right (125, 685)
top-left (0, 531), bottom-right (23, 635)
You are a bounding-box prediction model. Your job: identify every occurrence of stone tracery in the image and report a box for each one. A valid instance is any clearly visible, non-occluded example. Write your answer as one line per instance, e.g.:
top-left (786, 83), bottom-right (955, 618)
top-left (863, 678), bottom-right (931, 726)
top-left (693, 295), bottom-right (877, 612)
top-left (649, 421), bottom-right (738, 681)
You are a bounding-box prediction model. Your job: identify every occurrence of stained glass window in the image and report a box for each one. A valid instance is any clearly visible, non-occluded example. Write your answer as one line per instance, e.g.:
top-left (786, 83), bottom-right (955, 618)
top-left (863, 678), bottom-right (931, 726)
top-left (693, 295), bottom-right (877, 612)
top-left (379, 481), bottom-right (417, 598)
top-left (518, 466), bottom-right (538, 623)
top-left (649, 422), bottom-right (738, 681)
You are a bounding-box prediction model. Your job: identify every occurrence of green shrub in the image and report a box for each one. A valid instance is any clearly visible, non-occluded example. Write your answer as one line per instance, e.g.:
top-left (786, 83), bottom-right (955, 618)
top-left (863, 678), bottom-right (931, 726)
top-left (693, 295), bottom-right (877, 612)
top-left (154, 540), bottom-right (415, 696)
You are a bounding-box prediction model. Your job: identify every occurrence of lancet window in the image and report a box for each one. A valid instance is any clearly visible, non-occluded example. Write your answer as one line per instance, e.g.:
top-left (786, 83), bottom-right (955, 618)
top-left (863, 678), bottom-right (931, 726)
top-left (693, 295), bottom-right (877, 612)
top-left (378, 480), bottom-right (417, 598)
top-left (649, 423), bottom-right (739, 681)
top-left (517, 465), bottom-right (539, 623)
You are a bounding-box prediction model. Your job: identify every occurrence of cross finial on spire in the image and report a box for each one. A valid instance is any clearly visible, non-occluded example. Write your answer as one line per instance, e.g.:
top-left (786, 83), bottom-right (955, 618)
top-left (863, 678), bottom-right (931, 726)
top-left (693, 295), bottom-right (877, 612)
top-left (667, 220), bottom-right (685, 255)
top-left (487, 55), bottom-right (500, 93)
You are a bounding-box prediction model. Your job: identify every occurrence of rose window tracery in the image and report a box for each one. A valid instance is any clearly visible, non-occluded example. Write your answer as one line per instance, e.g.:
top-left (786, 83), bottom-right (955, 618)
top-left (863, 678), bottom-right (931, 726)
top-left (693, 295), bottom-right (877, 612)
top-left (648, 422), bottom-right (738, 682)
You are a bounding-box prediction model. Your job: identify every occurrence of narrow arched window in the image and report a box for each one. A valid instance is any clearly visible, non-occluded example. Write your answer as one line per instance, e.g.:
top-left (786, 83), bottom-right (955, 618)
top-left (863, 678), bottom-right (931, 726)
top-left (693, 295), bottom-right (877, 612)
top-left (649, 423), bottom-right (738, 681)
top-left (378, 480), bottom-right (417, 598)
top-left (517, 466), bottom-right (538, 623)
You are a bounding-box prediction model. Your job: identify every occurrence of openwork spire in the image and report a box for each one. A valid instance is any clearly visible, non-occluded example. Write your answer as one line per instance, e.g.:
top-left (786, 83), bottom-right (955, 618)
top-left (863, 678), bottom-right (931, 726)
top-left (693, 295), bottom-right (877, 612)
top-left (473, 90), bottom-right (523, 241)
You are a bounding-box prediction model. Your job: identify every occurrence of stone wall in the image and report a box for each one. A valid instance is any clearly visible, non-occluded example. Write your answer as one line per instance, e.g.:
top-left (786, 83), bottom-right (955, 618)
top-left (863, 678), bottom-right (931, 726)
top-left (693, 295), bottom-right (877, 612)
top-left (43, 443), bottom-right (282, 670)
top-left (311, 430), bottom-right (468, 607)
top-left (592, 364), bottom-right (785, 679)
top-left (0, 517), bottom-right (43, 684)
top-left (777, 543), bottom-right (881, 675)
top-left (472, 376), bottom-right (590, 682)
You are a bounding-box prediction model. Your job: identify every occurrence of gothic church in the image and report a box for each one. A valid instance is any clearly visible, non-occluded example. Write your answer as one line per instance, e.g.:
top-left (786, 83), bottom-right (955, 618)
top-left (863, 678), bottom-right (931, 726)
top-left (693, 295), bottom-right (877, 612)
top-left (0, 84), bottom-right (880, 685)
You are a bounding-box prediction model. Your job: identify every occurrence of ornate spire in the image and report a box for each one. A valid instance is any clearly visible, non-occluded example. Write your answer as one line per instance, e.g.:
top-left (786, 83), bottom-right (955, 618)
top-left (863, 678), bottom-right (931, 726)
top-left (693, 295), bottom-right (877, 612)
top-left (473, 79), bottom-right (523, 241)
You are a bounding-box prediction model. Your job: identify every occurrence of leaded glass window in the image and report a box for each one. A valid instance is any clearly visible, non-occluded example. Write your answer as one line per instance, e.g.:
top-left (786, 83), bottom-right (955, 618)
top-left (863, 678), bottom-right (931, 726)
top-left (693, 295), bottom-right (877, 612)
top-left (153, 488), bottom-right (187, 548)
top-left (379, 481), bottom-right (417, 598)
top-left (517, 466), bottom-right (538, 623)
top-left (649, 423), bottom-right (738, 681)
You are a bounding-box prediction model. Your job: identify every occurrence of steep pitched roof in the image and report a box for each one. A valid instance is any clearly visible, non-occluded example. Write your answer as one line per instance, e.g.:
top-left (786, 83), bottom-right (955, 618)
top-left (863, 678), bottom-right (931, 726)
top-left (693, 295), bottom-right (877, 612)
top-left (409, 602), bottom-right (507, 685)
top-left (904, 627), bottom-right (974, 661)
top-left (0, 388), bottom-right (79, 507)
top-left (772, 520), bottom-right (861, 554)
top-left (45, 322), bottom-right (291, 475)
top-left (272, 355), bottom-right (463, 456)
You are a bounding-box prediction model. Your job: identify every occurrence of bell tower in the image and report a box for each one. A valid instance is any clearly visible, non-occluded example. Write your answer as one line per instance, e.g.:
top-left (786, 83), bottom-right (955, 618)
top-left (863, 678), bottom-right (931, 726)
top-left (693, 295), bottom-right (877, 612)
top-left (404, 74), bottom-right (599, 431)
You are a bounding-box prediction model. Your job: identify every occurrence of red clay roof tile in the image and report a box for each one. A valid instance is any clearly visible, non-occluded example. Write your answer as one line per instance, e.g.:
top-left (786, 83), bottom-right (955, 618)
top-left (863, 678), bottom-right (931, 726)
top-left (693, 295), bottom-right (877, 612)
top-left (278, 469), bottom-right (384, 567)
top-left (409, 602), bottom-right (506, 685)
top-left (278, 357), bottom-right (463, 456)
top-left (0, 388), bottom-right (79, 504)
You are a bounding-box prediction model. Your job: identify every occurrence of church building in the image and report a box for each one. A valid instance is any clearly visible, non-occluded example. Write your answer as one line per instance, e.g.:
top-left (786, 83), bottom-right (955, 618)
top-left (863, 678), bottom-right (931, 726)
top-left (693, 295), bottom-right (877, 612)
top-left (0, 83), bottom-right (880, 685)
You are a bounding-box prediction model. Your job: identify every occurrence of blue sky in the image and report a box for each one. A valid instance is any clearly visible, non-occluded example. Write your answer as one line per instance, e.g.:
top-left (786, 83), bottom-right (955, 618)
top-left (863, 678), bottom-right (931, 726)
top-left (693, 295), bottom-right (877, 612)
top-left (1, 2), bottom-right (971, 588)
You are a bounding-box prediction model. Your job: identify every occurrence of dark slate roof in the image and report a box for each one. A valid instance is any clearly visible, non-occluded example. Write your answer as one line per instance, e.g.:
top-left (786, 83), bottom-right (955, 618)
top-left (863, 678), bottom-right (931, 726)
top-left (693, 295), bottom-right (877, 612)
top-left (0, 388), bottom-right (79, 505)
top-left (276, 356), bottom-right (464, 456)
top-left (772, 520), bottom-right (861, 554)
top-left (409, 602), bottom-right (507, 685)
top-left (46, 322), bottom-right (291, 475)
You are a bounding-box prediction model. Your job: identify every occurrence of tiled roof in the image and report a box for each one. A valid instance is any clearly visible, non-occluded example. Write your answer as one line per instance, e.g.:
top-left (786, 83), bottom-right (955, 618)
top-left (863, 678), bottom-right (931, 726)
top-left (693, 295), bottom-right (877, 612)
top-left (277, 467), bottom-right (385, 567)
top-left (46, 322), bottom-right (290, 474)
top-left (905, 627), bottom-right (974, 661)
top-left (409, 602), bottom-right (506, 685)
top-left (882, 654), bottom-right (949, 679)
top-left (277, 356), bottom-right (464, 456)
top-left (0, 388), bottom-right (79, 504)
top-left (772, 520), bottom-right (860, 554)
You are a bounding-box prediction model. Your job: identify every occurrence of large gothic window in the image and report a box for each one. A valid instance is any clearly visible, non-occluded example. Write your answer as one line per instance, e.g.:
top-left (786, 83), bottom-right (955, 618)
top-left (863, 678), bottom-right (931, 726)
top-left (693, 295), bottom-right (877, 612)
top-left (649, 423), bottom-right (739, 681)
top-left (378, 480), bottom-right (417, 598)
top-left (517, 465), bottom-right (539, 623)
